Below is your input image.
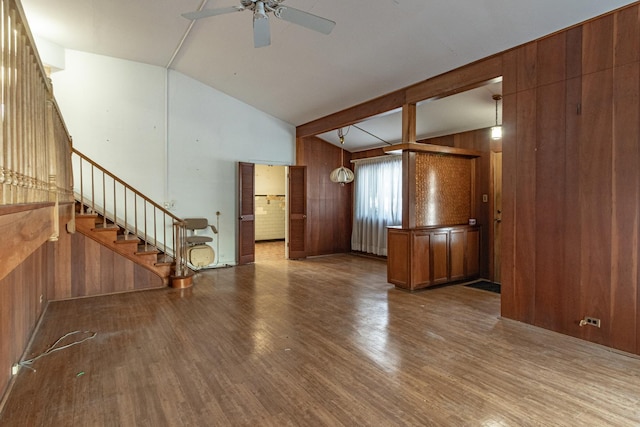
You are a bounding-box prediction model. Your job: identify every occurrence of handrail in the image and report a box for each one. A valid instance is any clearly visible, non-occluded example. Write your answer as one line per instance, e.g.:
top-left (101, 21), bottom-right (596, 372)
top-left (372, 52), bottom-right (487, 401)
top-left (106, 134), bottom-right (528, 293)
top-left (72, 148), bottom-right (183, 260)
top-left (0, 0), bottom-right (73, 206)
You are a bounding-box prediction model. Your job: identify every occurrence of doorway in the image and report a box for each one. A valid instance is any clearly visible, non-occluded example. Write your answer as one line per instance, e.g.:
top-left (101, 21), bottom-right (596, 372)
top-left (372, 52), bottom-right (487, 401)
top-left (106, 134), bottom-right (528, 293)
top-left (254, 164), bottom-right (287, 261)
top-left (238, 162), bottom-right (307, 265)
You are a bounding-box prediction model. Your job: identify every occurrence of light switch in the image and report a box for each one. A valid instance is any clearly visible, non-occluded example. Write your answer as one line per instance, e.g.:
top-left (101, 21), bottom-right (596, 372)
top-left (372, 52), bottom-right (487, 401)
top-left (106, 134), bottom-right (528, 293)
top-left (482, 194), bottom-right (488, 203)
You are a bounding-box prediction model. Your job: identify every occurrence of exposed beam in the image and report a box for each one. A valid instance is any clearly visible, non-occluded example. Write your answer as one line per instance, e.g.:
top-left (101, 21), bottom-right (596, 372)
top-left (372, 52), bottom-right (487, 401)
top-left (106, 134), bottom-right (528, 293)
top-left (296, 54), bottom-right (504, 140)
top-left (296, 90), bottom-right (406, 138)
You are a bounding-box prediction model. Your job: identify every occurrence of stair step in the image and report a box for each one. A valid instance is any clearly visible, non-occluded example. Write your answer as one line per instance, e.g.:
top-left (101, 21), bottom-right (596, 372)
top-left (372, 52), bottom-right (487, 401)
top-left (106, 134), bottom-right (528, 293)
top-left (136, 250), bottom-right (160, 256)
top-left (136, 244), bottom-right (159, 254)
top-left (156, 254), bottom-right (174, 265)
top-left (115, 234), bottom-right (141, 244)
top-left (93, 223), bottom-right (120, 232)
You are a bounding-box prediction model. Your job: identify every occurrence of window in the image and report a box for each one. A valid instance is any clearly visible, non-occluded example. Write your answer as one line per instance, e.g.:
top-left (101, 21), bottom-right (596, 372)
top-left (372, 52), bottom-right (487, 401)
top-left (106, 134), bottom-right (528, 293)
top-left (351, 156), bottom-right (402, 255)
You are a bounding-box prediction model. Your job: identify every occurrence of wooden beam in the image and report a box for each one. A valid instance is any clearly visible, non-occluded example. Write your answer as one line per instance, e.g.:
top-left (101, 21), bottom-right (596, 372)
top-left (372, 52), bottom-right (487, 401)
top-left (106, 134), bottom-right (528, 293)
top-left (405, 56), bottom-right (504, 104)
top-left (296, 90), bottom-right (406, 138)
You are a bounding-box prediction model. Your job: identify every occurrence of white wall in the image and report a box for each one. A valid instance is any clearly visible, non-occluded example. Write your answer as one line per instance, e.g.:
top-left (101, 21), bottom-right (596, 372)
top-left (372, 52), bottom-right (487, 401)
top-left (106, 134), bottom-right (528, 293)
top-left (51, 50), bottom-right (167, 203)
top-left (50, 49), bottom-right (295, 266)
top-left (255, 164), bottom-right (286, 195)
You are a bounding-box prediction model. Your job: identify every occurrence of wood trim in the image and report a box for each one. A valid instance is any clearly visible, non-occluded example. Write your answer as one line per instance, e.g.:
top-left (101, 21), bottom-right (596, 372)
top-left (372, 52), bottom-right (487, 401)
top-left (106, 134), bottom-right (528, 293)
top-left (0, 202), bottom-right (55, 215)
top-left (402, 151), bottom-right (416, 229)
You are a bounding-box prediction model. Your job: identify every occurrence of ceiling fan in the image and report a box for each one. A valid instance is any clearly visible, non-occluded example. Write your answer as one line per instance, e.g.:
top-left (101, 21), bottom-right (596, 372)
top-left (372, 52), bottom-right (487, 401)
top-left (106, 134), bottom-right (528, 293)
top-left (182, 0), bottom-right (336, 48)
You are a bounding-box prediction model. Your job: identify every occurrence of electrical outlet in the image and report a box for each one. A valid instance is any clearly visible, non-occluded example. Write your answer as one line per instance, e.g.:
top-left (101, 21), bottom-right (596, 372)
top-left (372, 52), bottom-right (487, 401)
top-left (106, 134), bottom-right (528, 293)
top-left (585, 317), bottom-right (601, 328)
top-left (12, 364), bottom-right (19, 375)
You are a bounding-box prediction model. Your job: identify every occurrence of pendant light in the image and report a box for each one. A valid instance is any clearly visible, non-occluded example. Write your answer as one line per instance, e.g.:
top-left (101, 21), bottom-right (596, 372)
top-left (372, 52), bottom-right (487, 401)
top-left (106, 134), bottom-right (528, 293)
top-left (491, 94), bottom-right (502, 140)
top-left (330, 127), bottom-right (354, 186)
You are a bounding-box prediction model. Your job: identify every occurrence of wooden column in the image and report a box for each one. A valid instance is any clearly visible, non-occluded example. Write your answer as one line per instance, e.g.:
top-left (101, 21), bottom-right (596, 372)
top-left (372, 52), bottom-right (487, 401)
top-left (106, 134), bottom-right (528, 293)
top-left (401, 103), bottom-right (417, 229)
top-left (402, 102), bottom-right (416, 143)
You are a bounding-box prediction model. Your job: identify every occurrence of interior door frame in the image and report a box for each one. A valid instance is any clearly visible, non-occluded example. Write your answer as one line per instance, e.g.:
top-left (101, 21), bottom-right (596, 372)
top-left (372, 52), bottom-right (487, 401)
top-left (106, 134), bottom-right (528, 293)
top-left (490, 151), bottom-right (502, 283)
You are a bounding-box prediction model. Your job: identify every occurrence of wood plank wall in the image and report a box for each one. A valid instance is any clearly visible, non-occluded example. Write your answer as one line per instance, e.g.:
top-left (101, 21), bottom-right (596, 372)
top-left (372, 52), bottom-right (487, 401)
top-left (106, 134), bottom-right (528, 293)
top-left (67, 233), bottom-right (163, 298)
top-left (0, 242), bottom-right (51, 403)
top-left (296, 136), bottom-right (352, 256)
top-left (501, 5), bottom-right (640, 354)
top-left (0, 202), bottom-right (73, 404)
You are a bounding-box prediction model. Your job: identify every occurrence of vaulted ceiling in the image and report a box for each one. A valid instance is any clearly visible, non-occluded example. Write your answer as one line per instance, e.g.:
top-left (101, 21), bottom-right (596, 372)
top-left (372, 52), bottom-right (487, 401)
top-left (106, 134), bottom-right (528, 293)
top-left (21, 0), bottom-right (637, 150)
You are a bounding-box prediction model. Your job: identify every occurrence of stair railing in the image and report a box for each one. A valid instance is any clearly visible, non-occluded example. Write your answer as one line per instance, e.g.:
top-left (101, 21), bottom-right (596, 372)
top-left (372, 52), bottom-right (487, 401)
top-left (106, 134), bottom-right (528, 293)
top-left (0, 0), bottom-right (74, 207)
top-left (72, 148), bottom-right (182, 260)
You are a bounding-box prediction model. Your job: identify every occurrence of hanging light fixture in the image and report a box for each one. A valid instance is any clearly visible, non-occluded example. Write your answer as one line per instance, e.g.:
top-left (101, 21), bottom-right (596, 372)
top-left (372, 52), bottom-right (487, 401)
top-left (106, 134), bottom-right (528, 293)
top-left (491, 94), bottom-right (502, 140)
top-left (330, 127), bottom-right (354, 186)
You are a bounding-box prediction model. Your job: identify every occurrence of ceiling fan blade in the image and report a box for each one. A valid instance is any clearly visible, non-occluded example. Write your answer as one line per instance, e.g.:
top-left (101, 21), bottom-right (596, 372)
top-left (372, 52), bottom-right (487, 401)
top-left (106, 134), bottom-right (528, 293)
top-left (182, 6), bottom-right (243, 20)
top-left (275, 6), bottom-right (335, 35)
top-left (253, 14), bottom-right (271, 48)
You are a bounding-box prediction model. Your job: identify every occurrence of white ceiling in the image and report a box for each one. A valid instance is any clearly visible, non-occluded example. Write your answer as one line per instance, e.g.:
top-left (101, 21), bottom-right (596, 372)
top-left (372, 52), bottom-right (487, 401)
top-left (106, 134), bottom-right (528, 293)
top-left (21, 0), bottom-right (637, 151)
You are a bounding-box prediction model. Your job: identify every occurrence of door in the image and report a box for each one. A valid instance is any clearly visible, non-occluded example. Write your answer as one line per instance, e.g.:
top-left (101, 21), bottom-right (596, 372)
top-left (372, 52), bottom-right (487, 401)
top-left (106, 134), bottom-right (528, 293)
top-left (238, 162), bottom-right (255, 264)
top-left (491, 152), bottom-right (502, 283)
top-left (288, 166), bottom-right (307, 259)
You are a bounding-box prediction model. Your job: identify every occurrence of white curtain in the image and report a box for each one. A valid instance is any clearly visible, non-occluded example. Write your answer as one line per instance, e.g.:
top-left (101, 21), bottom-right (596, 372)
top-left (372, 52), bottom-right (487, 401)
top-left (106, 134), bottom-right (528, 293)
top-left (351, 156), bottom-right (402, 255)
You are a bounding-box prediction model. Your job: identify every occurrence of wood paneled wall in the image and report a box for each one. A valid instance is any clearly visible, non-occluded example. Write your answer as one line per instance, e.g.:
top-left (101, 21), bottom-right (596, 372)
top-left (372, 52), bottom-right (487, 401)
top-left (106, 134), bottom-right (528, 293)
top-left (67, 233), bottom-right (163, 298)
top-left (296, 136), bottom-right (352, 256)
top-left (0, 202), bottom-right (73, 405)
top-left (501, 4), bottom-right (640, 355)
top-left (0, 243), bottom-right (51, 403)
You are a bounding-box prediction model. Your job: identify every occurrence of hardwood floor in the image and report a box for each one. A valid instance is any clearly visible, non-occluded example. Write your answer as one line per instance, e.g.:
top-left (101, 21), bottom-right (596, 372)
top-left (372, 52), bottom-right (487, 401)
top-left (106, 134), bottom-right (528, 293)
top-left (1, 254), bottom-right (640, 426)
top-left (255, 240), bottom-right (285, 261)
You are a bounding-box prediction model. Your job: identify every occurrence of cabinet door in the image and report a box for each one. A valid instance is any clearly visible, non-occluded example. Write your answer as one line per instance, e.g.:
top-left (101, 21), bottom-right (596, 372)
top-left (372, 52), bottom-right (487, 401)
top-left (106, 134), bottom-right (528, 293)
top-left (387, 230), bottom-right (410, 287)
top-left (450, 229), bottom-right (466, 281)
top-left (411, 231), bottom-right (431, 287)
top-left (466, 228), bottom-right (480, 277)
top-left (431, 231), bottom-right (449, 284)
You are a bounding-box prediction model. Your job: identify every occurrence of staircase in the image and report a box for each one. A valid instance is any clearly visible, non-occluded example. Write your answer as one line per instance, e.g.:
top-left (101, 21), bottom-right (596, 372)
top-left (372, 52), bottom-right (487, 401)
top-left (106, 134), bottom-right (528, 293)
top-left (71, 149), bottom-right (194, 288)
top-left (74, 208), bottom-right (175, 285)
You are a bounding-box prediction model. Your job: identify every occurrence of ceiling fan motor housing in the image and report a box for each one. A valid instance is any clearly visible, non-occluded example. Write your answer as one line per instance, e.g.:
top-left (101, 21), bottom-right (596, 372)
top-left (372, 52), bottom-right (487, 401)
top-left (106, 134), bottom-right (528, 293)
top-left (241, 0), bottom-right (286, 12)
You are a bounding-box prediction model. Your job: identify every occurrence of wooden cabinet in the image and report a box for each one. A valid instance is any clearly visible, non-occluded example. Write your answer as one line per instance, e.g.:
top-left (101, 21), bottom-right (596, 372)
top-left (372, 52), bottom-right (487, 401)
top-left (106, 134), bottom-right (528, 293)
top-left (387, 225), bottom-right (480, 291)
